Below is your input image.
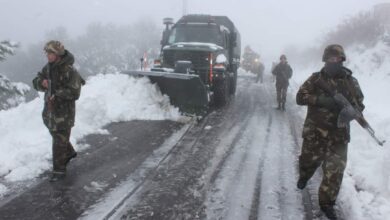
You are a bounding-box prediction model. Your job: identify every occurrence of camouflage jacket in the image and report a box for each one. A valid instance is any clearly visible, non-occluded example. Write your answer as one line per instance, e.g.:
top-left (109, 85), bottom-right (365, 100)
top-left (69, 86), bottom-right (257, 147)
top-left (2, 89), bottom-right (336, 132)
top-left (33, 50), bottom-right (85, 131)
top-left (272, 62), bottom-right (292, 86)
top-left (296, 67), bottom-right (364, 142)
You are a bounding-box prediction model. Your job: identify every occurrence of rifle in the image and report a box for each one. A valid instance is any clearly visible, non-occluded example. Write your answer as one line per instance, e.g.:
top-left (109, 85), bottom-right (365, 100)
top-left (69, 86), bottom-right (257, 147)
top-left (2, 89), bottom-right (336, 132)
top-left (315, 78), bottom-right (385, 146)
top-left (47, 68), bottom-right (54, 129)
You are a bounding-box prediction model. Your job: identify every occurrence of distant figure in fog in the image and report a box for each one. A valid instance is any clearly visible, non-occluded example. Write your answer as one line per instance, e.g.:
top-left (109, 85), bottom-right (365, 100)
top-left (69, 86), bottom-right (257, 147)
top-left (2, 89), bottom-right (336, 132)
top-left (272, 54), bottom-right (292, 110)
top-left (254, 59), bottom-right (265, 83)
top-left (33, 40), bottom-right (85, 182)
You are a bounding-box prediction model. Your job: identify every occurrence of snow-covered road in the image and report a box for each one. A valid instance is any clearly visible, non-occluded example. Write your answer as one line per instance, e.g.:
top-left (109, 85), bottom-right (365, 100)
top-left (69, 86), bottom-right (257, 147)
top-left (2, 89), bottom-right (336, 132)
top-left (204, 75), bottom-right (304, 220)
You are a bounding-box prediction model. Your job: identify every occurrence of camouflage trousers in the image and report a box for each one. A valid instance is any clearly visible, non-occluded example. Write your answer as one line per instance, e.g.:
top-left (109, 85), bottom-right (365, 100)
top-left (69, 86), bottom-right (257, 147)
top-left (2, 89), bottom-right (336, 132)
top-left (276, 83), bottom-right (288, 104)
top-left (298, 135), bottom-right (348, 207)
top-left (49, 128), bottom-right (76, 172)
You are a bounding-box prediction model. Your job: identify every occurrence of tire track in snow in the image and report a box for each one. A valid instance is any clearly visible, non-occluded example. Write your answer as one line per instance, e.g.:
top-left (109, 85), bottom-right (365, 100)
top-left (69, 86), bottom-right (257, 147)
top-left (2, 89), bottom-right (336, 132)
top-left (255, 81), bottom-right (304, 220)
top-left (277, 113), bottom-right (305, 220)
top-left (257, 110), bottom-right (284, 220)
top-left (249, 113), bottom-right (273, 220)
top-left (204, 76), bottom-right (274, 220)
top-left (204, 112), bottom-right (271, 220)
top-left (204, 74), bottom-right (265, 188)
top-left (286, 105), bottom-right (315, 220)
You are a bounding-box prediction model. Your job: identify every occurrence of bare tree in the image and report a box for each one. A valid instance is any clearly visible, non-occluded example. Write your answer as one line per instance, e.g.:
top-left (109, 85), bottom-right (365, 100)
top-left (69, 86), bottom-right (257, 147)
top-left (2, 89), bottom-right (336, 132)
top-left (323, 11), bottom-right (385, 48)
top-left (0, 18), bottom-right (161, 83)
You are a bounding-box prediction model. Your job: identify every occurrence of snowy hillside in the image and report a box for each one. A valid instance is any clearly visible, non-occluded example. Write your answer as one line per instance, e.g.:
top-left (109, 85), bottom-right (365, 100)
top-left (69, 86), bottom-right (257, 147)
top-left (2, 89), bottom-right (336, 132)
top-left (0, 72), bottom-right (182, 196)
top-left (0, 74), bottom-right (29, 110)
top-left (290, 40), bottom-right (390, 220)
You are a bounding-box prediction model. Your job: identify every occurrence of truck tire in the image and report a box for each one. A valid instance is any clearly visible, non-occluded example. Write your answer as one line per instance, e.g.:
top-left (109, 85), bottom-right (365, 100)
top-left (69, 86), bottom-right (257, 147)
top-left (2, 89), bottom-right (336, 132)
top-left (214, 78), bottom-right (229, 106)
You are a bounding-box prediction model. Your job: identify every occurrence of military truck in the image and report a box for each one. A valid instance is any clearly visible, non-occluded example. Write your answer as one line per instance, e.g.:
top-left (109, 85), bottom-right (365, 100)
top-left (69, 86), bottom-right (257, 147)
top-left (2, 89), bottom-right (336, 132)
top-left (242, 45), bottom-right (260, 73)
top-left (124, 14), bottom-right (241, 115)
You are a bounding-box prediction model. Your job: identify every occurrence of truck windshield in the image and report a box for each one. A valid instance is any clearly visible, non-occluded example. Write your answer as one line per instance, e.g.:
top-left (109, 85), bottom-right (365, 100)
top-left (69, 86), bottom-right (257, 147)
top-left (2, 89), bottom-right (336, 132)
top-left (168, 24), bottom-right (224, 46)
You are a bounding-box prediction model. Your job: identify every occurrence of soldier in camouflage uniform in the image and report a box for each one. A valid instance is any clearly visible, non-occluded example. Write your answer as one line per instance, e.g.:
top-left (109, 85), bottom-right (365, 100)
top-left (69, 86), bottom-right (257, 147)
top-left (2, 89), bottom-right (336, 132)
top-left (33, 40), bottom-right (85, 182)
top-left (272, 54), bottom-right (293, 110)
top-left (296, 44), bottom-right (365, 220)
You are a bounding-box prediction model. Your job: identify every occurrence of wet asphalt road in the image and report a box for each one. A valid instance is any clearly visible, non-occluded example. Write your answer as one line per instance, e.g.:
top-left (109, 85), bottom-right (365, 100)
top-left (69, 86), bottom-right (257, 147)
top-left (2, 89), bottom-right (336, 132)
top-left (0, 120), bottom-right (183, 220)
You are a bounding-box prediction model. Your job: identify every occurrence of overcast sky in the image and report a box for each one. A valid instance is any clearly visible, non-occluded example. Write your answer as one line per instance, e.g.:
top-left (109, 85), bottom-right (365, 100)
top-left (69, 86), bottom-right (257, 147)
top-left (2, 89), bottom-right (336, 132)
top-left (1, 0), bottom-right (389, 58)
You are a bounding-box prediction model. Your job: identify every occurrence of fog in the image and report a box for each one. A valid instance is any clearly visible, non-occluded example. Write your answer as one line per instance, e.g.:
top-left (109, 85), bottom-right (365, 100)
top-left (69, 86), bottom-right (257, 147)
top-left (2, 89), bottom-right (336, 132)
top-left (1, 0), bottom-right (386, 56)
top-left (2, 2), bottom-right (390, 219)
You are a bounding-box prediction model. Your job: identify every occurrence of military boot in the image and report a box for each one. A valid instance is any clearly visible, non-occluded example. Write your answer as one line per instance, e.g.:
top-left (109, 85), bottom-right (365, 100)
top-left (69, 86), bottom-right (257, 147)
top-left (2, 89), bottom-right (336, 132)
top-left (65, 151), bottom-right (77, 166)
top-left (321, 205), bottom-right (337, 220)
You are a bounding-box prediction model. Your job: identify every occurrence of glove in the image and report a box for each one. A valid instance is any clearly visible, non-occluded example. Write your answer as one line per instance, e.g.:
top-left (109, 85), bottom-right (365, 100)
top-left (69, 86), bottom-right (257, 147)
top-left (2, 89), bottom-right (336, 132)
top-left (337, 105), bottom-right (357, 128)
top-left (333, 93), bottom-right (349, 108)
top-left (316, 94), bottom-right (337, 109)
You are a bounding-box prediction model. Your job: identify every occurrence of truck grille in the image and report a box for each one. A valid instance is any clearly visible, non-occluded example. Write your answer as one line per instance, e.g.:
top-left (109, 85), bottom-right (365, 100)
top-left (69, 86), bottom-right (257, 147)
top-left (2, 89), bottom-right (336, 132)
top-left (164, 50), bottom-right (210, 69)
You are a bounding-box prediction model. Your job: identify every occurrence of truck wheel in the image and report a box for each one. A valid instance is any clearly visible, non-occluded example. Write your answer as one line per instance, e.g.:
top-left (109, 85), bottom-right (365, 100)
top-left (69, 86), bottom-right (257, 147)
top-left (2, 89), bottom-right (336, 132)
top-left (214, 78), bottom-right (229, 106)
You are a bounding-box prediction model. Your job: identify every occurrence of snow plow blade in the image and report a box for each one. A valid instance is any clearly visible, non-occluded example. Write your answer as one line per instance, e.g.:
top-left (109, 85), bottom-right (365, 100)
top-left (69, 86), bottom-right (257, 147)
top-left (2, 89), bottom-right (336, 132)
top-left (122, 70), bottom-right (209, 116)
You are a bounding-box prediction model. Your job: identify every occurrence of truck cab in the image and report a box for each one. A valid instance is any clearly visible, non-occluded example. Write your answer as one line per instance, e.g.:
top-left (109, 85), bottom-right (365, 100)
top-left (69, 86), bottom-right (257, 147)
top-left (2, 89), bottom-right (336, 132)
top-left (155, 15), bottom-right (241, 105)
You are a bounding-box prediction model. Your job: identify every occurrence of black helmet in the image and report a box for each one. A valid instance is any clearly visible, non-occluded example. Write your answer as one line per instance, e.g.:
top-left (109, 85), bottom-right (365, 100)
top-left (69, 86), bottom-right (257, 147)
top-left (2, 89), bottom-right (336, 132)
top-left (322, 44), bottom-right (346, 62)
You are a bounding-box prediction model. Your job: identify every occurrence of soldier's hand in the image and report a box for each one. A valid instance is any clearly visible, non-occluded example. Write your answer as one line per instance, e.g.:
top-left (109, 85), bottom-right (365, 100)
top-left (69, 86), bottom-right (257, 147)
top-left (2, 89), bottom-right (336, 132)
top-left (316, 94), bottom-right (337, 109)
top-left (42, 79), bottom-right (49, 89)
top-left (337, 105), bottom-right (358, 127)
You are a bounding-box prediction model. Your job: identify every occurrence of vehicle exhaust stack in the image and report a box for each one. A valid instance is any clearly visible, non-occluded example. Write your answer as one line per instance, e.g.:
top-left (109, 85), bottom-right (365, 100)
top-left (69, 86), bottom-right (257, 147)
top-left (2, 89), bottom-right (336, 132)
top-left (163, 18), bottom-right (174, 31)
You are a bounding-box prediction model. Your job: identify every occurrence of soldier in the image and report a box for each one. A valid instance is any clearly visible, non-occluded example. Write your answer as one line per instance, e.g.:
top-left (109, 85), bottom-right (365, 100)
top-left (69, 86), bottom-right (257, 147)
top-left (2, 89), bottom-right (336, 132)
top-left (33, 40), bottom-right (85, 182)
top-left (272, 54), bottom-right (293, 110)
top-left (296, 44), bottom-right (365, 220)
top-left (254, 59), bottom-right (265, 83)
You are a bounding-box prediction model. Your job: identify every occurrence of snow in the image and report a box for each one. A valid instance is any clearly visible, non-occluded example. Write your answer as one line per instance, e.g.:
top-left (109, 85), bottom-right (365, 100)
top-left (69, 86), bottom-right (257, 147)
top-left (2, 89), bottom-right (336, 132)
top-left (0, 74), bottom-right (30, 110)
top-left (83, 181), bottom-right (109, 193)
top-left (0, 72), bottom-right (182, 195)
top-left (290, 40), bottom-right (390, 220)
top-left (216, 54), bottom-right (227, 63)
top-left (0, 184), bottom-right (7, 197)
top-left (0, 41), bottom-right (17, 60)
top-left (165, 42), bottom-right (224, 50)
top-left (204, 125), bottom-right (212, 130)
top-left (12, 82), bottom-right (30, 94)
